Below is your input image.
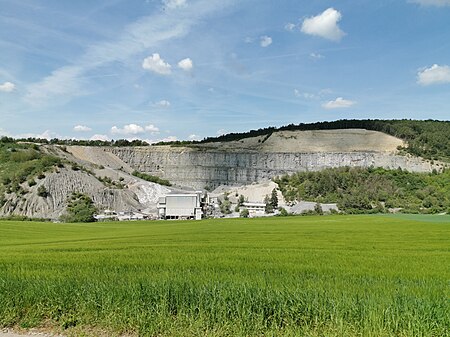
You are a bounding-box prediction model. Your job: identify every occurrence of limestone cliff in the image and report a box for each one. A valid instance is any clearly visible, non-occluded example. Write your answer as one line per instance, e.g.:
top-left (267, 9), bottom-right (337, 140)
top-left (98, 129), bottom-right (443, 189)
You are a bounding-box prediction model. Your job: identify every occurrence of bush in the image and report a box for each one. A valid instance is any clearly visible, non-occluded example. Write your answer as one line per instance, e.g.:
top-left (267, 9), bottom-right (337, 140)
top-left (240, 208), bottom-right (249, 218)
top-left (132, 171), bottom-right (171, 186)
top-left (61, 193), bottom-right (97, 223)
top-left (278, 207), bottom-right (289, 216)
top-left (37, 185), bottom-right (48, 197)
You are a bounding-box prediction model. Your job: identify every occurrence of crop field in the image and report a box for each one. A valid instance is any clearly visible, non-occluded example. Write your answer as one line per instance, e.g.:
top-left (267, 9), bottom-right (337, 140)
top-left (0, 215), bottom-right (449, 337)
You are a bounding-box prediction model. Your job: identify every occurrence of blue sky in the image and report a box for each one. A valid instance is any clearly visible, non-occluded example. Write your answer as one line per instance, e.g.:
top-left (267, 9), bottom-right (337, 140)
top-left (0, 0), bottom-right (449, 142)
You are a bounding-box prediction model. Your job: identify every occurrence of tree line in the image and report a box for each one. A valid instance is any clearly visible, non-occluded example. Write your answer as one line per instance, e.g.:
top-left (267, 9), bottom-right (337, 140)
top-left (274, 167), bottom-right (450, 214)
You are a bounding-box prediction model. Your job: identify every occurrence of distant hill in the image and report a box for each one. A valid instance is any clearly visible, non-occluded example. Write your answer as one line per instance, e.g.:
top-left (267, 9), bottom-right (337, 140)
top-left (194, 119), bottom-right (450, 162)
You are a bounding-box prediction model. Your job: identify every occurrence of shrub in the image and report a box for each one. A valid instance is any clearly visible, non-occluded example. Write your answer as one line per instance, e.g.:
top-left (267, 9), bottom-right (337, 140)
top-left (60, 193), bottom-right (97, 223)
top-left (37, 185), bottom-right (48, 198)
top-left (132, 171), bottom-right (171, 186)
top-left (240, 208), bottom-right (249, 218)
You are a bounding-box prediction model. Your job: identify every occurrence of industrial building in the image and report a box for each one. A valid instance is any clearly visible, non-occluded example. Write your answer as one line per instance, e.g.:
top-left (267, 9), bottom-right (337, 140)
top-left (157, 192), bottom-right (204, 220)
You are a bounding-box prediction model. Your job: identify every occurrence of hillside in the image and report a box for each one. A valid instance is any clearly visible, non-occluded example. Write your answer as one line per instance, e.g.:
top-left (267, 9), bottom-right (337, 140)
top-left (1, 121), bottom-right (449, 219)
top-left (189, 129), bottom-right (404, 153)
top-left (0, 139), bottom-right (179, 220)
top-left (275, 167), bottom-right (450, 214)
top-left (192, 119), bottom-right (450, 162)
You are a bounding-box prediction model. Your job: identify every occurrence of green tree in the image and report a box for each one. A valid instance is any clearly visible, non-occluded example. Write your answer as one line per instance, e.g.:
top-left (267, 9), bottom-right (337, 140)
top-left (61, 193), bottom-right (97, 223)
top-left (270, 188), bottom-right (278, 208)
top-left (264, 195), bottom-right (274, 213)
top-left (240, 208), bottom-right (249, 218)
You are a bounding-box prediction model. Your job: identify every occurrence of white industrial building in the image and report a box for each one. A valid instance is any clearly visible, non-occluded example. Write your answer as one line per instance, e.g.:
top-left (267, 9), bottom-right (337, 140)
top-left (242, 202), bottom-right (266, 216)
top-left (157, 192), bottom-right (204, 220)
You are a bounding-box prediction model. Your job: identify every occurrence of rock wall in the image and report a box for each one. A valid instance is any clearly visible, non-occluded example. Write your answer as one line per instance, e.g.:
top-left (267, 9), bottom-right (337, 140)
top-left (107, 147), bottom-right (440, 189)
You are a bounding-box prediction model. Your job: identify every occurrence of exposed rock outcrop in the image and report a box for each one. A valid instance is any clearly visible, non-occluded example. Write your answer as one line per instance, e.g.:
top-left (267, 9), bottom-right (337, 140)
top-left (105, 148), bottom-right (441, 189)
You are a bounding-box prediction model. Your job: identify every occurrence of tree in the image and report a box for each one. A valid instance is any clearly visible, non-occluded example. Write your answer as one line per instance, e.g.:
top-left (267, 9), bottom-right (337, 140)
top-left (240, 208), bottom-right (249, 218)
top-left (264, 195), bottom-right (274, 213)
top-left (238, 194), bottom-right (245, 207)
top-left (61, 192), bottom-right (97, 223)
top-left (270, 188), bottom-right (278, 209)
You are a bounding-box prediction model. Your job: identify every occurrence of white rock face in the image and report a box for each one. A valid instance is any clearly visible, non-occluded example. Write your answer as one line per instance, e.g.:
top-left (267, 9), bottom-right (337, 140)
top-left (128, 180), bottom-right (171, 206)
top-left (106, 148), bottom-right (441, 190)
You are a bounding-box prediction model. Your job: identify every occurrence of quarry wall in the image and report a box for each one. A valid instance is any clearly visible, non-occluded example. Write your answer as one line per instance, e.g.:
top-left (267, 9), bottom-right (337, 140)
top-left (107, 147), bottom-right (439, 189)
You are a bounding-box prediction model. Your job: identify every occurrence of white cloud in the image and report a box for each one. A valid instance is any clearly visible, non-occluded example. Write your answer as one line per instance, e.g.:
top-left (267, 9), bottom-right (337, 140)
top-left (244, 37), bottom-right (254, 43)
top-left (322, 97), bottom-right (356, 109)
top-left (0, 81), bottom-right (16, 93)
top-left (417, 64), bottom-right (450, 85)
top-left (154, 99), bottom-right (171, 107)
top-left (301, 8), bottom-right (346, 42)
top-left (188, 134), bottom-right (200, 140)
top-left (90, 134), bottom-right (110, 141)
top-left (178, 58), bottom-right (193, 71)
top-left (25, 0), bottom-right (232, 104)
top-left (111, 123), bottom-right (160, 135)
top-left (260, 36), bottom-right (273, 47)
top-left (111, 124), bottom-right (144, 135)
top-left (142, 53), bottom-right (172, 75)
top-left (145, 124), bottom-right (160, 133)
top-left (410, 0), bottom-right (450, 6)
top-left (16, 130), bottom-right (57, 140)
top-left (163, 0), bottom-right (187, 9)
top-left (73, 125), bottom-right (92, 132)
top-left (145, 135), bottom-right (178, 144)
top-left (285, 23), bottom-right (296, 31)
top-left (310, 52), bottom-right (324, 59)
top-left (217, 129), bottom-right (226, 136)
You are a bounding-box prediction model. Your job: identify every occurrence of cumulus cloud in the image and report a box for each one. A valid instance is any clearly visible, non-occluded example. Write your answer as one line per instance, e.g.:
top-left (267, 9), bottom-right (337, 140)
top-left (142, 53), bottom-right (172, 75)
top-left (178, 58), bottom-right (193, 71)
top-left (146, 135), bottom-right (177, 144)
top-left (73, 125), bottom-right (92, 132)
top-left (16, 130), bottom-right (57, 140)
top-left (260, 36), bottom-right (273, 47)
top-left (0, 81), bottom-right (16, 92)
top-left (322, 97), bottom-right (356, 109)
top-left (154, 100), bottom-right (171, 107)
top-left (90, 134), bottom-right (110, 141)
top-left (410, 0), bottom-right (450, 6)
top-left (163, 0), bottom-right (187, 9)
top-left (301, 8), bottom-right (346, 42)
top-left (284, 23), bottom-right (296, 31)
top-left (417, 64), bottom-right (450, 85)
top-left (111, 123), bottom-right (160, 135)
top-left (188, 134), bottom-right (200, 140)
top-left (144, 124), bottom-right (160, 133)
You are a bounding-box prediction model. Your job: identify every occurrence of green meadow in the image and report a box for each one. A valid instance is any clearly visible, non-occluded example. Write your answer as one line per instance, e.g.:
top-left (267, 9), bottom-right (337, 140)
top-left (0, 215), bottom-right (449, 336)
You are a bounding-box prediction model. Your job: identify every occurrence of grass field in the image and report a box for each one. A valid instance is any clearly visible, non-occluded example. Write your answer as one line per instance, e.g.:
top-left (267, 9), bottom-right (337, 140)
top-left (0, 215), bottom-right (449, 336)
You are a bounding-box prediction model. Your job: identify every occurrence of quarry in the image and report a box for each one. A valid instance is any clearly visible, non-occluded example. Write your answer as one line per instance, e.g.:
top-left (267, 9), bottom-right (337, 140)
top-left (0, 128), bottom-right (446, 220)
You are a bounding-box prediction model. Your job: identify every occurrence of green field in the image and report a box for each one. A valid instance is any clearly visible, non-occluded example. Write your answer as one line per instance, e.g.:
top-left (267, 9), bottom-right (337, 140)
top-left (0, 215), bottom-right (449, 336)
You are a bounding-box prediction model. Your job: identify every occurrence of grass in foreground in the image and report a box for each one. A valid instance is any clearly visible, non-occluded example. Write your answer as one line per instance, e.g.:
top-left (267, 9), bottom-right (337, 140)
top-left (0, 215), bottom-right (449, 336)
